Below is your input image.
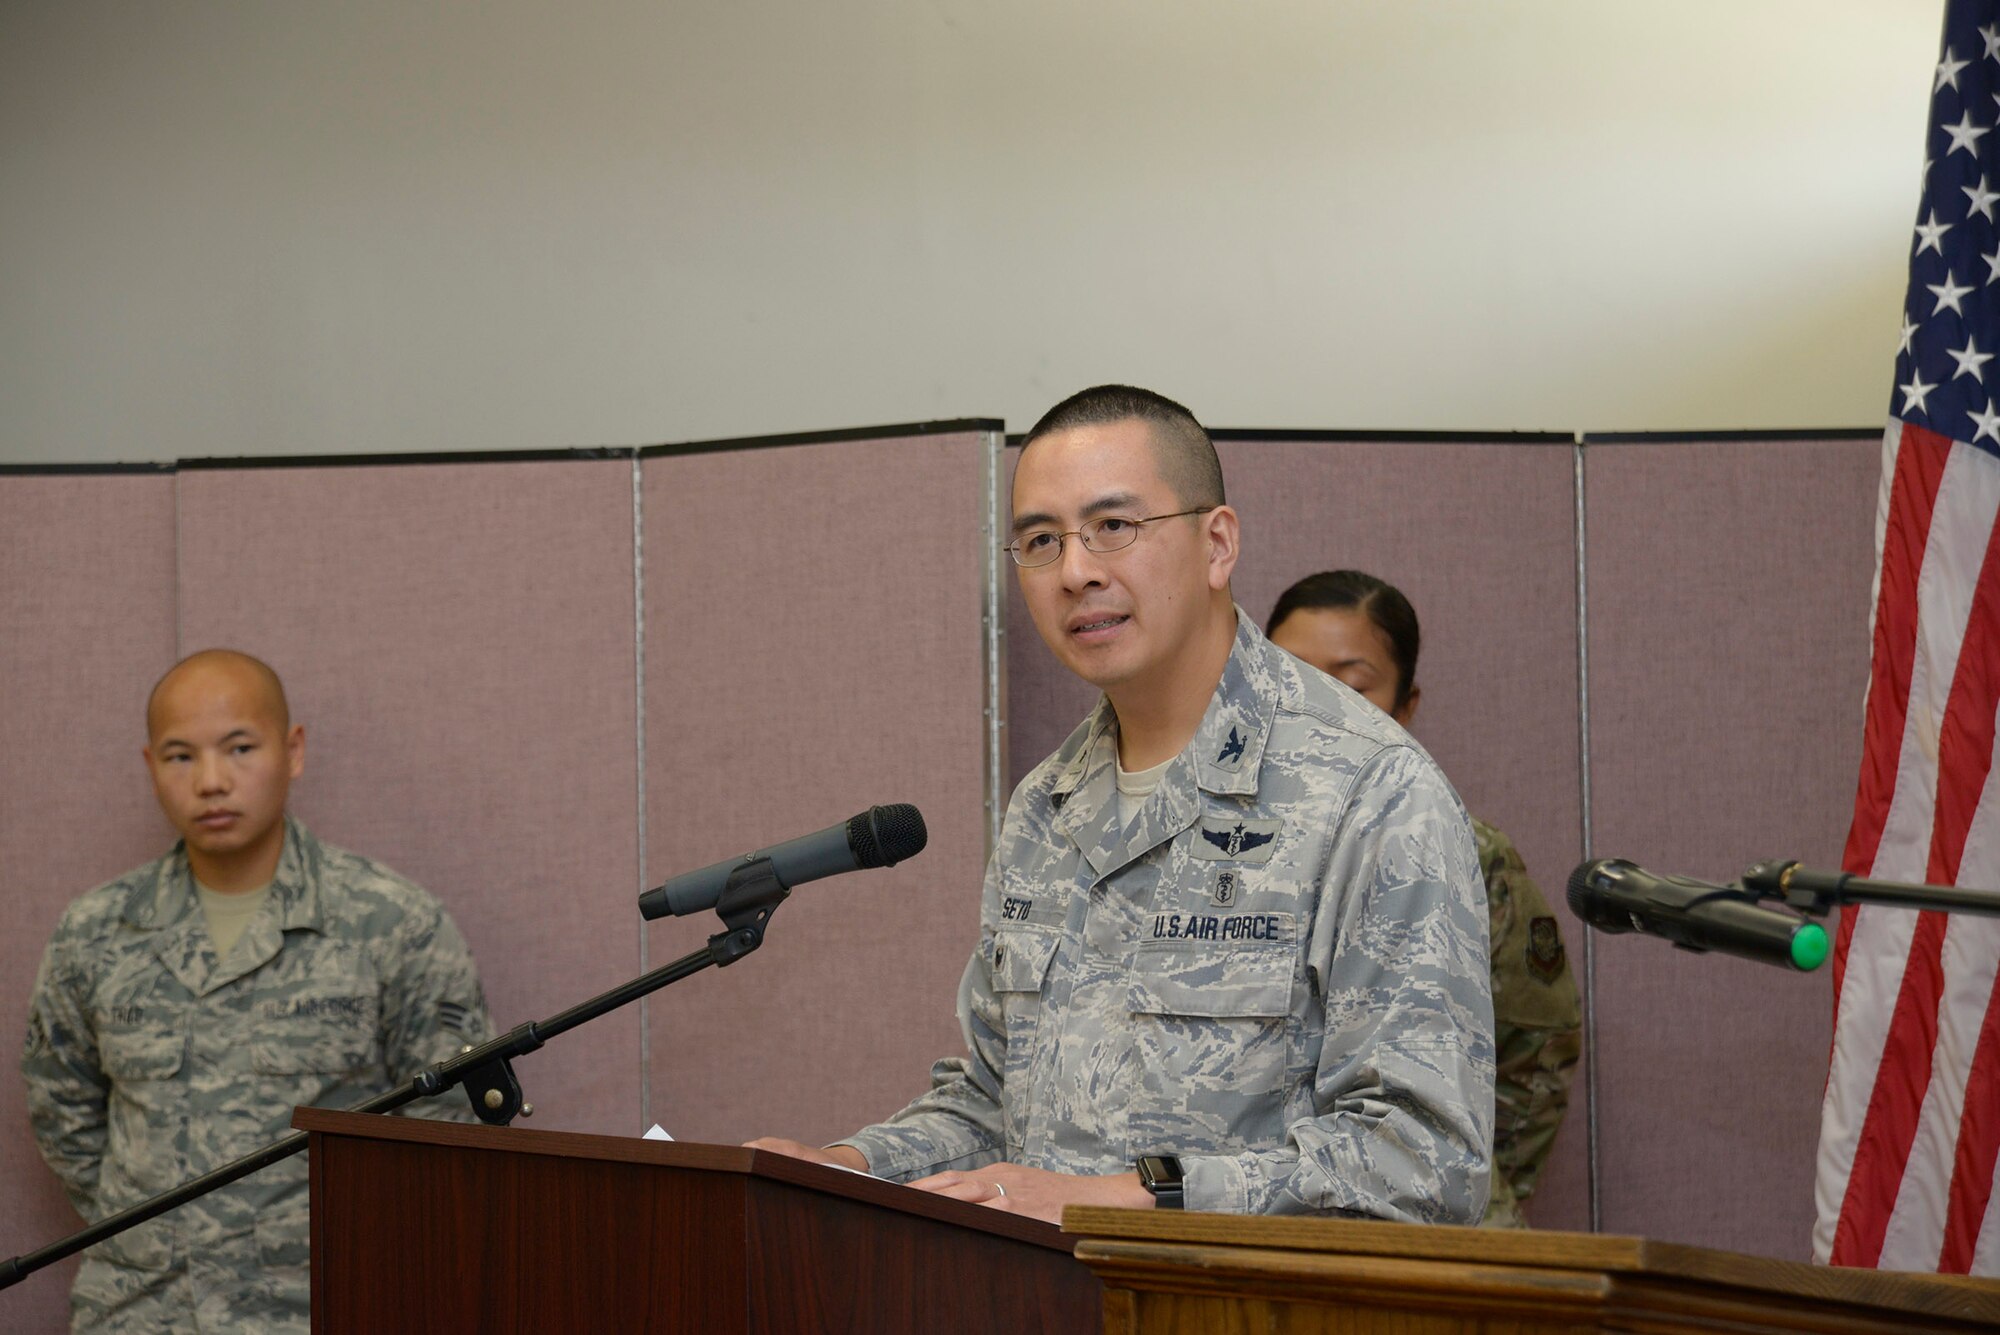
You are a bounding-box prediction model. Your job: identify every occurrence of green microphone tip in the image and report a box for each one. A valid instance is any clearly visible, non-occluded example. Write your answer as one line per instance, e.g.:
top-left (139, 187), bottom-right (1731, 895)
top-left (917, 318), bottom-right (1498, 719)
top-left (1791, 921), bottom-right (1830, 971)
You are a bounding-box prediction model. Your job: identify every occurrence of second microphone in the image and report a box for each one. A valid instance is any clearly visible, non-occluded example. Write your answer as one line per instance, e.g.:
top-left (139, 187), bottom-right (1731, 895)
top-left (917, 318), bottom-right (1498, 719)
top-left (1566, 857), bottom-right (1829, 971)
top-left (639, 804), bottom-right (928, 921)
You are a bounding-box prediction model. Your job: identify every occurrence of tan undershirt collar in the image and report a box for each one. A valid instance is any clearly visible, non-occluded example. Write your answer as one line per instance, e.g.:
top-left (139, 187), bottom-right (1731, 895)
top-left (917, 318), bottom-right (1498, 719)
top-left (195, 877), bottom-right (274, 960)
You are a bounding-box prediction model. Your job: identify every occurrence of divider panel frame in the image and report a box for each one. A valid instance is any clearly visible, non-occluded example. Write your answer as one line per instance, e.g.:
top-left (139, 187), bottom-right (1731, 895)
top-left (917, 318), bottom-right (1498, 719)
top-left (1582, 431), bottom-right (1880, 1260)
top-left (0, 469), bottom-right (179, 1335)
top-left (174, 455), bottom-right (642, 1135)
top-left (641, 424), bottom-right (1001, 1147)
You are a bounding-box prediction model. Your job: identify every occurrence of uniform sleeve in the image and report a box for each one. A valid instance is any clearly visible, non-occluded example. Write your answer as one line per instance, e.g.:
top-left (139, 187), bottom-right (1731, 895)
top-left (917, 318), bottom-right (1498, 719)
top-left (1182, 746), bottom-right (1497, 1222)
top-left (20, 927), bottom-right (109, 1217)
top-left (378, 896), bottom-right (494, 1124)
top-left (1479, 825), bottom-right (1583, 1223)
top-left (833, 853), bottom-right (1007, 1180)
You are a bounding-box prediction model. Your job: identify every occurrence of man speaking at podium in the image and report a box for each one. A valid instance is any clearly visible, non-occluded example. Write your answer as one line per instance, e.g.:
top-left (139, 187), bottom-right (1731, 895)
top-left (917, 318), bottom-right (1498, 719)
top-left (753, 386), bottom-right (1495, 1224)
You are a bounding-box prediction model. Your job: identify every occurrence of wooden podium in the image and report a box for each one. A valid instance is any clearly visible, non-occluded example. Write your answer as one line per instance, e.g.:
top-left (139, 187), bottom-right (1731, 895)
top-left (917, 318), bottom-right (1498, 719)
top-left (297, 1106), bottom-right (2000, 1335)
top-left (292, 1108), bottom-right (1102, 1334)
top-left (1061, 1207), bottom-right (2000, 1334)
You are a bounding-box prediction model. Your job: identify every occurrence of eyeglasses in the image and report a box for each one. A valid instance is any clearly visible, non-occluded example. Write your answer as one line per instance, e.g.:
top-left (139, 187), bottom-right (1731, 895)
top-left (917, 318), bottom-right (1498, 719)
top-left (1003, 507), bottom-right (1216, 568)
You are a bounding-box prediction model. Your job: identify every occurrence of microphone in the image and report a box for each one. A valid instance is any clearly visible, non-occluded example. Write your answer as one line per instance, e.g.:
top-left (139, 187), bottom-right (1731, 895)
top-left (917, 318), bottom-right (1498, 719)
top-left (1565, 858), bottom-right (1830, 971)
top-left (638, 804), bottom-right (928, 921)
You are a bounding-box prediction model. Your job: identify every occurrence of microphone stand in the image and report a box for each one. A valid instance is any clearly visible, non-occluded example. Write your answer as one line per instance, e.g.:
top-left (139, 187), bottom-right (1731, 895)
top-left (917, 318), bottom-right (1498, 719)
top-left (1740, 861), bottom-right (2000, 919)
top-left (0, 857), bottom-right (792, 1293)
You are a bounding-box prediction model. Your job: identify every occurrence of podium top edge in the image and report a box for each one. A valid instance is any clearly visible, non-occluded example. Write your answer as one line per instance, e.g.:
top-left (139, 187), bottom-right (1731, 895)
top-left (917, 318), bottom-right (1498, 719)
top-left (1058, 1207), bottom-right (2000, 1320)
top-left (293, 1107), bottom-right (1072, 1256)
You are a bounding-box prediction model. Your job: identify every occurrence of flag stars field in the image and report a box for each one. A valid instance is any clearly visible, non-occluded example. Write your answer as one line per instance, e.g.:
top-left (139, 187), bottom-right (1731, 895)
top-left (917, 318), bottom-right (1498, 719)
top-left (1895, 18), bottom-right (2000, 450)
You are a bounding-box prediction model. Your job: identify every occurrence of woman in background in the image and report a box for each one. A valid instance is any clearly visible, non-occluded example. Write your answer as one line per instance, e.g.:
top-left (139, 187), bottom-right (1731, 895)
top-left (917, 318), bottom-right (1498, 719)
top-left (1267, 570), bottom-right (1582, 1228)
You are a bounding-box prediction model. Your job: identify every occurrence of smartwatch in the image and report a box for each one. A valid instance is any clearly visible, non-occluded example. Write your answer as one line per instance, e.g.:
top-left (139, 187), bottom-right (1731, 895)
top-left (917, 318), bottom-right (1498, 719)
top-left (1136, 1154), bottom-right (1185, 1210)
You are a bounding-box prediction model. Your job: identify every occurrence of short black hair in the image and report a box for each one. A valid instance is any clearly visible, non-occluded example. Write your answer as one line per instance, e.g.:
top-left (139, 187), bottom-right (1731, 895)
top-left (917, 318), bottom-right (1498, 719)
top-left (1266, 570), bottom-right (1421, 713)
top-left (1020, 384), bottom-right (1225, 508)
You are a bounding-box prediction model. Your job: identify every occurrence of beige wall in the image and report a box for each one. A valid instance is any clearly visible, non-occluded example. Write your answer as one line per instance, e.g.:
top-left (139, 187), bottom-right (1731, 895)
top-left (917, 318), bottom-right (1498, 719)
top-left (0, 2), bottom-right (1939, 465)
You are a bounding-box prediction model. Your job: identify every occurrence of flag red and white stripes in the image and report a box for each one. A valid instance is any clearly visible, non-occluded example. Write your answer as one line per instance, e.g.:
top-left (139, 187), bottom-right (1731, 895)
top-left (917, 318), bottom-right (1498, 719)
top-left (1817, 417), bottom-right (2000, 1272)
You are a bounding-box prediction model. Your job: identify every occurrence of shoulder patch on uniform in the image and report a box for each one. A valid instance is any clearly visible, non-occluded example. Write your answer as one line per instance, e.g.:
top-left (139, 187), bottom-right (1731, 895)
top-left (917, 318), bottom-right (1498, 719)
top-left (23, 1007), bottom-right (49, 1061)
top-left (1527, 916), bottom-right (1566, 984)
top-left (1191, 813), bottom-right (1281, 863)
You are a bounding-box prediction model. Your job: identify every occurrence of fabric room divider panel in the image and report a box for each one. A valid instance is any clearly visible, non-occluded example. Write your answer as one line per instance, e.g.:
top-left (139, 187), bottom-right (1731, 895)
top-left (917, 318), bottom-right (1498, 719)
top-left (1582, 431), bottom-right (1880, 1261)
top-left (0, 421), bottom-right (1893, 1335)
top-left (0, 469), bottom-right (179, 1334)
top-left (640, 424), bottom-right (1003, 1148)
top-left (173, 455), bottom-right (643, 1136)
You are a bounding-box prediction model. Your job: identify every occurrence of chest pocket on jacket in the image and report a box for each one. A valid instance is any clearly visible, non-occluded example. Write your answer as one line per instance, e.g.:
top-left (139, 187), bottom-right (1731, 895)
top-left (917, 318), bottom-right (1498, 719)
top-left (1127, 939), bottom-right (1294, 1019)
top-left (993, 928), bottom-right (1060, 995)
top-left (99, 1025), bottom-right (186, 1082)
top-left (991, 929), bottom-right (1060, 1057)
top-left (991, 927), bottom-right (1061, 1148)
top-left (1125, 929), bottom-right (1297, 1128)
top-left (249, 991), bottom-right (381, 1075)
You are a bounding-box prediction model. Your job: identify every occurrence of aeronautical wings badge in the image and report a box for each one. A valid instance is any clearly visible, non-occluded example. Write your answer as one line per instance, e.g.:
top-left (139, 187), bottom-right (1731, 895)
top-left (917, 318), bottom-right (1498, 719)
top-left (1190, 813), bottom-right (1282, 863)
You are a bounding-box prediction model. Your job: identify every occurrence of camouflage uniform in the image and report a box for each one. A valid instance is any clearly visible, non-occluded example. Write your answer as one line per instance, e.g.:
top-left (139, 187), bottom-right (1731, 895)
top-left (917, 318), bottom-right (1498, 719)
top-left (841, 614), bottom-right (1496, 1221)
top-left (1474, 817), bottom-right (1582, 1229)
top-left (21, 817), bottom-right (492, 1334)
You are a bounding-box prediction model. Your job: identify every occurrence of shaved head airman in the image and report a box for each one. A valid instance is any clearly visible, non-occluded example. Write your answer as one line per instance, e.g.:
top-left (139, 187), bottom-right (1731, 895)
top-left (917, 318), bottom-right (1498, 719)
top-left (147, 649), bottom-right (290, 742)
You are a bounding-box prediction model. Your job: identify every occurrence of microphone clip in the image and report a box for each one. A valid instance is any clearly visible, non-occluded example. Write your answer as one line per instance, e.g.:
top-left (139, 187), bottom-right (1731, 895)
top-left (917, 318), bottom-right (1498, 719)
top-left (708, 855), bottom-right (792, 966)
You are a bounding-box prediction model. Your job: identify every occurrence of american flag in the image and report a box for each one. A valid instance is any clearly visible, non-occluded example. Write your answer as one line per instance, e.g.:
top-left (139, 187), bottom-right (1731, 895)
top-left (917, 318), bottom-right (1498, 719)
top-left (1816, 0), bottom-right (2000, 1274)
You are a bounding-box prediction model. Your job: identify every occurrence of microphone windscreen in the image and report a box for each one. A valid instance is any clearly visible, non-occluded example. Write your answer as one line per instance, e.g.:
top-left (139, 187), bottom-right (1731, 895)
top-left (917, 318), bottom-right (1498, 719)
top-left (1565, 859), bottom-right (1624, 927)
top-left (848, 804), bottom-right (928, 869)
top-left (1565, 860), bottom-right (1597, 918)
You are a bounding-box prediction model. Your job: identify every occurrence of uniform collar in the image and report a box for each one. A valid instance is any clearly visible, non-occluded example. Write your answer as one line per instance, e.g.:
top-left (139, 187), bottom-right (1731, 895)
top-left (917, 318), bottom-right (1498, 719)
top-left (128, 817), bottom-right (326, 996)
top-left (1049, 609), bottom-right (1285, 880)
top-left (1188, 610), bottom-right (1283, 798)
top-left (126, 815), bottom-right (322, 931)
